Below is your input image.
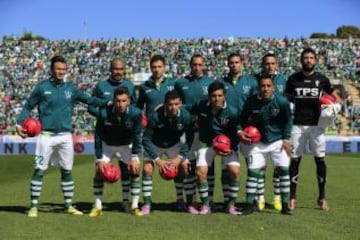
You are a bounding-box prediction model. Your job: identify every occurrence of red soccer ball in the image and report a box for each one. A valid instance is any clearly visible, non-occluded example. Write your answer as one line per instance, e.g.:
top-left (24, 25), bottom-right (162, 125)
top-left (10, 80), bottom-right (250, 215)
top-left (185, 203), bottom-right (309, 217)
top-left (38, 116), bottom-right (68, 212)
top-left (243, 125), bottom-right (261, 144)
top-left (159, 163), bottom-right (178, 180)
top-left (212, 134), bottom-right (231, 153)
top-left (101, 163), bottom-right (121, 183)
top-left (142, 114), bottom-right (148, 128)
top-left (22, 118), bottom-right (42, 137)
top-left (319, 94), bottom-right (336, 105)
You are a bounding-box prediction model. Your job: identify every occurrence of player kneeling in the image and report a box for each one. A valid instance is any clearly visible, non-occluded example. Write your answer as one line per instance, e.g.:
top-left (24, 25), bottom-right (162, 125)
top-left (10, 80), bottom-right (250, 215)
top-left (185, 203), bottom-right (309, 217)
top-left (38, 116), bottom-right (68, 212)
top-left (89, 87), bottom-right (143, 217)
top-left (239, 74), bottom-right (293, 215)
top-left (194, 81), bottom-right (242, 215)
top-left (141, 90), bottom-right (194, 215)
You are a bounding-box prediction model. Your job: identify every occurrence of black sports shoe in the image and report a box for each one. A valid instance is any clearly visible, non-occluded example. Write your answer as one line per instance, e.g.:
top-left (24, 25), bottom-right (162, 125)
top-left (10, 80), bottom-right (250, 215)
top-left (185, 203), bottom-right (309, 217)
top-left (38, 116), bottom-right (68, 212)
top-left (281, 203), bottom-right (293, 215)
top-left (240, 204), bottom-right (256, 216)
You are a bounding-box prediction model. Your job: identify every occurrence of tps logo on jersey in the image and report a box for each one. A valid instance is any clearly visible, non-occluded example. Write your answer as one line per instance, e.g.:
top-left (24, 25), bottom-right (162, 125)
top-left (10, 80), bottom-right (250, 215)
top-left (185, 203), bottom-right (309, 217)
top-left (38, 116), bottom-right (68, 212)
top-left (64, 91), bottom-right (72, 100)
top-left (315, 80), bottom-right (320, 87)
top-left (294, 88), bottom-right (319, 97)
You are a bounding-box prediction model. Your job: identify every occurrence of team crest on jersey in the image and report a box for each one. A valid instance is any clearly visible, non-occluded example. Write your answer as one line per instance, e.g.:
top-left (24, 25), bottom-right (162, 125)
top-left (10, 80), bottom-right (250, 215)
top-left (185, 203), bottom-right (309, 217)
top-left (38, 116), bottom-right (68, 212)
top-left (177, 123), bottom-right (184, 130)
top-left (202, 86), bottom-right (208, 95)
top-left (220, 117), bottom-right (229, 126)
top-left (243, 86), bottom-right (250, 95)
top-left (64, 91), bottom-right (72, 99)
top-left (315, 80), bottom-right (320, 87)
top-left (271, 108), bottom-right (280, 116)
top-left (125, 121), bottom-right (133, 128)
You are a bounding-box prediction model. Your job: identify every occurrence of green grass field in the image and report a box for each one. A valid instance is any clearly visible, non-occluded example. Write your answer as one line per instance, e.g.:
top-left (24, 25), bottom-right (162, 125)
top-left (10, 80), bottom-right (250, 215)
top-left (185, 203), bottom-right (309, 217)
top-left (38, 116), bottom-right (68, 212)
top-left (0, 154), bottom-right (359, 240)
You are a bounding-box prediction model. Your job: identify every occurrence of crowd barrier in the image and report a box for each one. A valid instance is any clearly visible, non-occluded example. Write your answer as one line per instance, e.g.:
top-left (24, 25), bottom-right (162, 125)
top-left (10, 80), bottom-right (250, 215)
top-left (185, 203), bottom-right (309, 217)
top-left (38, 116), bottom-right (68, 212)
top-left (1, 135), bottom-right (360, 155)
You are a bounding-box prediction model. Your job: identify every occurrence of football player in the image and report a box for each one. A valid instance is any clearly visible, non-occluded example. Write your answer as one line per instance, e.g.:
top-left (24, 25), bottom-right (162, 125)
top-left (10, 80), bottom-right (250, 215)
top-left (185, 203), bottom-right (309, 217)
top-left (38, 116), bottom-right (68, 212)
top-left (239, 74), bottom-right (293, 215)
top-left (285, 48), bottom-right (341, 211)
top-left (89, 87), bottom-right (143, 217)
top-left (141, 90), bottom-right (194, 215)
top-left (218, 53), bottom-right (258, 209)
top-left (252, 53), bottom-right (288, 212)
top-left (175, 54), bottom-right (215, 213)
top-left (88, 58), bottom-right (137, 213)
top-left (136, 55), bottom-right (186, 211)
top-left (193, 81), bottom-right (242, 215)
top-left (16, 55), bottom-right (108, 217)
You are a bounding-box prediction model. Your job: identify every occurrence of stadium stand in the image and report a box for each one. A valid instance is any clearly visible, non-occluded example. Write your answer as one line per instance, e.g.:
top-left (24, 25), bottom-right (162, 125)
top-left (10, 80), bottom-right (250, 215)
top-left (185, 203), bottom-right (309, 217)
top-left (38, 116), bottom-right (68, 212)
top-left (1, 38), bottom-right (360, 136)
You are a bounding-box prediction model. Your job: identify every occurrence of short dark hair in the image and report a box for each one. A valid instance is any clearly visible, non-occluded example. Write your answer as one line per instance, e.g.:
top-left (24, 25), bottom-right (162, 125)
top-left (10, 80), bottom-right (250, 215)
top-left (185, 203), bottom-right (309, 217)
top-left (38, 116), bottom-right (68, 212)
top-left (190, 54), bottom-right (205, 64)
top-left (113, 87), bottom-right (130, 98)
top-left (208, 81), bottom-right (226, 95)
top-left (165, 90), bottom-right (181, 103)
top-left (227, 53), bottom-right (242, 62)
top-left (301, 48), bottom-right (317, 60)
top-left (150, 55), bottom-right (166, 66)
top-left (50, 55), bottom-right (66, 70)
top-left (261, 53), bottom-right (277, 65)
top-left (258, 73), bottom-right (274, 83)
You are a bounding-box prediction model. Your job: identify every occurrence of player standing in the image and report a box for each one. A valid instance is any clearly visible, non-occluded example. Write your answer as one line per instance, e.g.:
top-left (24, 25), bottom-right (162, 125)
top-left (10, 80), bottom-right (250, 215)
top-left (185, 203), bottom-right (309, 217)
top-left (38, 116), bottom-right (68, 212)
top-left (136, 55), bottom-right (185, 211)
top-left (88, 58), bottom-right (137, 212)
top-left (16, 55), bottom-right (108, 217)
top-left (175, 54), bottom-right (214, 213)
top-left (219, 53), bottom-right (258, 208)
top-left (284, 48), bottom-right (341, 211)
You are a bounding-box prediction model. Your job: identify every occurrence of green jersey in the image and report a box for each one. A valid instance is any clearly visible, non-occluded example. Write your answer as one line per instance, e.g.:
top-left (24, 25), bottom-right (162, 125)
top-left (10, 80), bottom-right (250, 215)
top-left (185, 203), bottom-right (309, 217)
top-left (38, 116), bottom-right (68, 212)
top-left (17, 78), bottom-right (106, 133)
top-left (220, 74), bottom-right (258, 112)
top-left (240, 93), bottom-right (292, 143)
top-left (95, 105), bottom-right (142, 158)
top-left (142, 106), bottom-right (194, 161)
top-left (136, 77), bottom-right (175, 116)
top-left (174, 75), bottom-right (213, 114)
top-left (88, 78), bottom-right (136, 117)
top-left (194, 100), bottom-right (241, 151)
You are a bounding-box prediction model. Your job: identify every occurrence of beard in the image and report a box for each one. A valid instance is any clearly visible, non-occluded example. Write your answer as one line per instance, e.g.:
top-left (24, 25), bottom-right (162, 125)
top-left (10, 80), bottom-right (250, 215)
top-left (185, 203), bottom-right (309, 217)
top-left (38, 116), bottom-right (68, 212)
top-left (302, 64), bottom-right (314, 72)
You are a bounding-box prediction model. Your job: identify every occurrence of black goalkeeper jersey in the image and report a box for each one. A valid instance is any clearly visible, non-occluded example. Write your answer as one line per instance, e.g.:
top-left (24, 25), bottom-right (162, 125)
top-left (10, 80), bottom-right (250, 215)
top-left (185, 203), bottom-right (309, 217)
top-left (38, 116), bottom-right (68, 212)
top-left (285, 71), bottom-right (334, 126)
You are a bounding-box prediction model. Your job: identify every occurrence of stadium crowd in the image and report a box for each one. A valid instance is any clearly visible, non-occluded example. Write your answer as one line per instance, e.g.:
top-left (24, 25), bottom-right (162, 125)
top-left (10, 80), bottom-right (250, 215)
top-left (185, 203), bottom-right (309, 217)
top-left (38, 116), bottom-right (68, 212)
top-left (1, 37), bottom-right (360, 135)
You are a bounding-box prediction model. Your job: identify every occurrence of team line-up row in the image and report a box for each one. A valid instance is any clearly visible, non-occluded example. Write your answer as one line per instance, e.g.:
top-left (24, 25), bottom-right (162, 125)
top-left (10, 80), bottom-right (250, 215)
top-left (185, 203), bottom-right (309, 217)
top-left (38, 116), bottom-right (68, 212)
top-left (16, 49), bottom-right (340, 217)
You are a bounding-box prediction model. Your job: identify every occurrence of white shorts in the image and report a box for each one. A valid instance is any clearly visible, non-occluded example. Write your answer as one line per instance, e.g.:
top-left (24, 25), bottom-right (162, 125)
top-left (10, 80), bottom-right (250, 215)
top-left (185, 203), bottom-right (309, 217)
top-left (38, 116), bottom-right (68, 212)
top-left (196, 147), bottom-right (240, 168)
top-left (246, 140), bottom-right (290, 169)
top-left (239, 142), bottom-right (255, 157)
top-left (143, 143), bottom-right (182, 162)
top-left (34, 132), bottom-right (73, 171)
top-left (97, 143), bottom-right (139, 164)
top-left (291, 125), bottom-right (325, 158)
